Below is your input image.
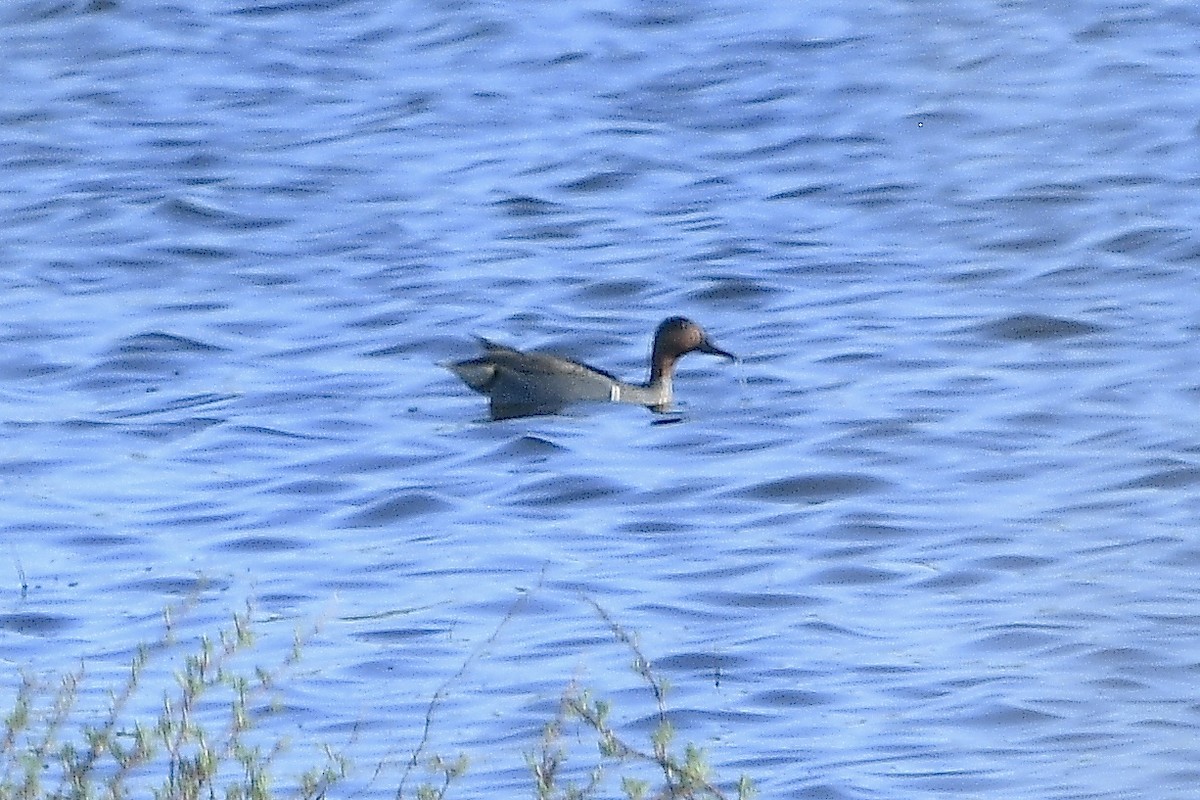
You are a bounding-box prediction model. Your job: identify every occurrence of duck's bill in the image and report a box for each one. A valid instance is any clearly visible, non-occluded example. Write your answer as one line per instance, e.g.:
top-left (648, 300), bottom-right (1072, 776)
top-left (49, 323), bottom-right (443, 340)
top-left (699, 339), bottom-right (736, 361)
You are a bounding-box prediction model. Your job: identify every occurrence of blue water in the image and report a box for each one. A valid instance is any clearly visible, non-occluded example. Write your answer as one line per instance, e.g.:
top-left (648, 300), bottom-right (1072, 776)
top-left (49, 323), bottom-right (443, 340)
top-left (3, 1), bottom-right (1200, 797)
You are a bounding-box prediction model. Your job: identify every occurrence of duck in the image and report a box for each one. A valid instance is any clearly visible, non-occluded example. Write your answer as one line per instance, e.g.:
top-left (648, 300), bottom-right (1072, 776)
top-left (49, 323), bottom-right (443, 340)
top-left (447, 316), bottom-right (735, 420)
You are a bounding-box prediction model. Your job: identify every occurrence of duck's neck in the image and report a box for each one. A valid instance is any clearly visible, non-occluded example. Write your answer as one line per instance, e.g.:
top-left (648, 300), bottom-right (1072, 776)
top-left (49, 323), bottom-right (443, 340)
top-left (643, 356), bottom-right (676, 405)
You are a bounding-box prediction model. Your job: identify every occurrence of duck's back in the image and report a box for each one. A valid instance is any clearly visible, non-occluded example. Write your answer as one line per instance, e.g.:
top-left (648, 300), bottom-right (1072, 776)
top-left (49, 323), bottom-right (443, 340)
top-left (451, 339), bottom-right (622, 417)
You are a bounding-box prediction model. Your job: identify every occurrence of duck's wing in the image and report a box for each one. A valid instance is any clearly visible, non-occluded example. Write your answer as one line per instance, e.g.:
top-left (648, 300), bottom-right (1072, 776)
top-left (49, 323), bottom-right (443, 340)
top-left (472, 336), bottom-right (622, 378)
top-left (474, 337), bottom-right (524, 357)
top-left (490, 357), bottom-right (617, 403)
top-left (450, 339), bottom-right (626, 419)
top-left (447, 339), bottom-right (556, 393)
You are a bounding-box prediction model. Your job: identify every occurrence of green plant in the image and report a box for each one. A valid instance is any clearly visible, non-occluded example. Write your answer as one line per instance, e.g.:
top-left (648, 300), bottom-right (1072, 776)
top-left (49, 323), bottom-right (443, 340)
top-left (526, 599), bottom-right (753, 800)
top-left (2, 590), bottom-right (755, 800)
top-left (0, 601), bottom-right (347, 800)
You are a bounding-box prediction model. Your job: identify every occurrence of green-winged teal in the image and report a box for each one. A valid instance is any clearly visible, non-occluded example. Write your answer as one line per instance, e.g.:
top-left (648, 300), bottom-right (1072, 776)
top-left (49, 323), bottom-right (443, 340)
top-left (448, 316), bottom-right (735, 419)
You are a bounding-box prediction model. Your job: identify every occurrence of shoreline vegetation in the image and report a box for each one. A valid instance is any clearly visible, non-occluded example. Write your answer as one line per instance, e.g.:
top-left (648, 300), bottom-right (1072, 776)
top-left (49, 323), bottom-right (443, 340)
top-left (2, 595), bottom-right (753, 800)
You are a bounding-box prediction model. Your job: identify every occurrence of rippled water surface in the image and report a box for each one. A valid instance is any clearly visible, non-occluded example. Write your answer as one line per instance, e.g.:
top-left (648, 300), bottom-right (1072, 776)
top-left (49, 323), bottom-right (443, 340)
top-left (4, 1), bottom-right (1200, 797)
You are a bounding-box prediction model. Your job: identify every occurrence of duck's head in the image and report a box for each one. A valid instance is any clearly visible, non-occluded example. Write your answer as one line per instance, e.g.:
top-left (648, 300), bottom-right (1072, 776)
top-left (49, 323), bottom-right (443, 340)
top-left (650, 317), bottom-right (735, 380)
